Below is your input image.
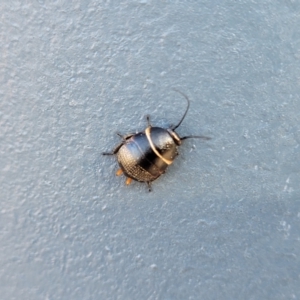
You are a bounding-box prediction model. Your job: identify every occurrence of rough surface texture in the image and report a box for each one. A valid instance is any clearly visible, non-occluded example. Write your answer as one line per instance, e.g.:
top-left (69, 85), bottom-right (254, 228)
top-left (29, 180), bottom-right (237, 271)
top-left (1, 1), bottom-right (300, 299)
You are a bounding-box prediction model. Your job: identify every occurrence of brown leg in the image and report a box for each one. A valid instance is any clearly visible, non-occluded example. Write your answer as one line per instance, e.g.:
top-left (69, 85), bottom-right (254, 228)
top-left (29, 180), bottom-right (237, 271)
top-left (125, 177), bottom-right (132, 185)
top-left (116, 169), bottom-right (123, 176)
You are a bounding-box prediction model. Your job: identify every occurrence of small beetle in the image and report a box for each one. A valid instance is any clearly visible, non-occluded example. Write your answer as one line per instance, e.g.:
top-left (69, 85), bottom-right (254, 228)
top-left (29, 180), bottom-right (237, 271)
top-left (102, 89), bottom-right (210, 191)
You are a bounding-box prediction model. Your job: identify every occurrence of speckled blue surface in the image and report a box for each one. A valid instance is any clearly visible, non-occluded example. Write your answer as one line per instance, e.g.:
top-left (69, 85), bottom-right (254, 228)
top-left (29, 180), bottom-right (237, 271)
top-left (1, 1), bottom-right (300, 299)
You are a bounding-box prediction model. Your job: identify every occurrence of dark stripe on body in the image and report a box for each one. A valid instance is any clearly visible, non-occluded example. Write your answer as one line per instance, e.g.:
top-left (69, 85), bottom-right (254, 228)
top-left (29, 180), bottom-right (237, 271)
top-left (131, 134), bottom-right (166, 177)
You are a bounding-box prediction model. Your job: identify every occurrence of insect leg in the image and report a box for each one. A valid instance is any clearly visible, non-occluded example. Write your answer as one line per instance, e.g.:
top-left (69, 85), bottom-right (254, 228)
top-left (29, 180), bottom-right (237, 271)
top-left (126, 177), bottom-right (132, 185)
top-left (117, 132), bottom-right (134, 140)
top-left (116, 169), bottom-right (123, 176)
top-left (146, 181), bottom-right (152, 192)
top-left (102, 142), bottom-right (123, 155)
top-left (146, 115), bottom-right (151, 127)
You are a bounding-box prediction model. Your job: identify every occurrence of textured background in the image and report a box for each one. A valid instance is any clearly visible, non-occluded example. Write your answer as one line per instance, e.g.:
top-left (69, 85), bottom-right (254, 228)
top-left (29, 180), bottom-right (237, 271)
top-left (1, 1), bottom-right (300, 299)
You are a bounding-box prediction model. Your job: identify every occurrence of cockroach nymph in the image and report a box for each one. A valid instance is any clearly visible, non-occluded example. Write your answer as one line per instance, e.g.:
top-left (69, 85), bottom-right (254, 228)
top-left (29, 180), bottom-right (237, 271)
top-left (102, 89), bottom-right (210, 191)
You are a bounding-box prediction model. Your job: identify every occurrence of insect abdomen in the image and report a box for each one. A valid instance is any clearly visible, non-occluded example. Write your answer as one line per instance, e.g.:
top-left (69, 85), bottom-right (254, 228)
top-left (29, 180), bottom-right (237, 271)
top-left (116, 138), bottom-right (158, 182)
top-left (117, 132), bottom-right (169, 182)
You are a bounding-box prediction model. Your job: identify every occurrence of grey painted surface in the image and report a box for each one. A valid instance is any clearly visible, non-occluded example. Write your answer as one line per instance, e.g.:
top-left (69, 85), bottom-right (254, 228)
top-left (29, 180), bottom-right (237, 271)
top-left (1, 1), bottom-right (300, 299)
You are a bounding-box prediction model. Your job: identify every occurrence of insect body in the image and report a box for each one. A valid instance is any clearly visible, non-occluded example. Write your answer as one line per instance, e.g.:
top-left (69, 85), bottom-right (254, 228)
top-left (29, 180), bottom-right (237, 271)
top-left (102, 89), bottom-right (210, 191)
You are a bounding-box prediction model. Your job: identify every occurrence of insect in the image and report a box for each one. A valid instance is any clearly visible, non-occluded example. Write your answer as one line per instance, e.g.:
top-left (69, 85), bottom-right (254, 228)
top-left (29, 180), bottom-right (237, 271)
top-left (102, 89), bottom-right (210, 191)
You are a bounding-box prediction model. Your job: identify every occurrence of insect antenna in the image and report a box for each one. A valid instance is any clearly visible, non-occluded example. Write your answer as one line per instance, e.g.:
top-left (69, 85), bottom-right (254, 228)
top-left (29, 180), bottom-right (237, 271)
top-left (171, 89), bottom-right (190, 130)
top-left (180, 135), bottom-right (211, 141)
